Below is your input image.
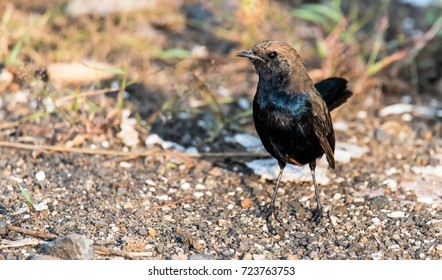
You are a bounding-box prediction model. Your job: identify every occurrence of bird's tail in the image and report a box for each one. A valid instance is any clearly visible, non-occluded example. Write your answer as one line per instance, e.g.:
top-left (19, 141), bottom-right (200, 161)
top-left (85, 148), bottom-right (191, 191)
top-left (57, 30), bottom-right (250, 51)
top-left (314, 77), bottom-right (353, 111)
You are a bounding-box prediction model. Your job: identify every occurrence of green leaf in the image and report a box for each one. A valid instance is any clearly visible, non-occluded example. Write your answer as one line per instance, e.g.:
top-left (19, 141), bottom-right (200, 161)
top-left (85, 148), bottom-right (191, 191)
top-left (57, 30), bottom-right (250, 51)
top-left (5, 40), bottom-right (24, 66)
top-left (20, 186), bottom-right (36, 212)
top-left (301, 4), bottom-right (343, 23)
top-left (154, 48), bottom-right (191, 60)
top-left (292, 8), bottom-right (328, 25)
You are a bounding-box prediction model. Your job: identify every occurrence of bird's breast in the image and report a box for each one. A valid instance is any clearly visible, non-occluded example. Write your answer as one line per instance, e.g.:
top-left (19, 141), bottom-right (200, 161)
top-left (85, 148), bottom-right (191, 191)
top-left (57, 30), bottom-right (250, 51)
top-left (253, 91), bottom-right (312, 128)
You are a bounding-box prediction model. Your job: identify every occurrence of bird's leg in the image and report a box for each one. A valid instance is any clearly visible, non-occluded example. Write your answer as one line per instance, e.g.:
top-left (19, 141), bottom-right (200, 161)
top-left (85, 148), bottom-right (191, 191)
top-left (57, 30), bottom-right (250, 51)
top-left (309, 161), bottom-right (322, 224)
top-left (265, 164), bottom-right (285, 232)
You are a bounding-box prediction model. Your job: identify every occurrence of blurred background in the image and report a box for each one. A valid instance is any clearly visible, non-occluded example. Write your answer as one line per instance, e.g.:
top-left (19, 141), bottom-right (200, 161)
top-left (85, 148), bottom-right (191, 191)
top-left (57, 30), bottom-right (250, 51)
top-left (1, 0), bottom-right (441, 150)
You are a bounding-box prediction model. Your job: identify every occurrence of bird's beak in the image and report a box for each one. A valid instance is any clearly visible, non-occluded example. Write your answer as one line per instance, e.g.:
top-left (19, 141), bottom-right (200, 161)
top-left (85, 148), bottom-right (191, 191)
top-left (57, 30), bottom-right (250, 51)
top-left (236, 50), bottom-right (265, 63)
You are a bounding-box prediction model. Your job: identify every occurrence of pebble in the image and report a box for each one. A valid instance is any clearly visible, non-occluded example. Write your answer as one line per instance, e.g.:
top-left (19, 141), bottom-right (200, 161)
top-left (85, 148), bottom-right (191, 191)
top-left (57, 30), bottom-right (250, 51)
top-left (243, 253), bottom-right (253, 260)
top-left (118, 162), bottom-right (132, 169)
top-left (156, 195), bottom-right (169, 201)
top-left (180, 182), bottom-right (191, 190)
top-left (205, 191), bottom-right (213, 196)
top-left (35, 171), bottom-right (46, 182)
top-left (183, 204), bottom-right (192, 210)
top-left (0, 220), bottom-right (8, 235)
top-left (227, 204), bottom-right (234, 210)
top-left (193, 192), bottom-right (204, 199)
top-left (111, 226), bottom-right (119, 232)
top-left (145, 179), bottom-right (156, 186)
top-left (149, 228), bottom-right (157, 237)
top-left (417, 197), bottom-right (433, 204)
top-left (241, 198), bottom-right (252, 209)
top-left (123, 201), bottom-right (133, 209)
top-left (252, 254), bottom-right (266, 260)
top-left (195, 184), bottom-right (206, 190)
top-left (383, 179), bottom-right (398, 191)
top-left (330, 216), bottom-right (338, 226)
top-left (333, 193), bottom-right (342, 200)
top-left (388, 211), bottom-right (405, 219)
top-left (43, 234), bottom-right (94, 260)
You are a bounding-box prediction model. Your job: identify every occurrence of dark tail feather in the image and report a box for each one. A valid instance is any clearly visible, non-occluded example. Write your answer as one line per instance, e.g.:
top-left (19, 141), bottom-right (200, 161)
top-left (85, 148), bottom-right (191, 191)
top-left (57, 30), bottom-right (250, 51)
top-left (315, 77), bottom-right (353, 111)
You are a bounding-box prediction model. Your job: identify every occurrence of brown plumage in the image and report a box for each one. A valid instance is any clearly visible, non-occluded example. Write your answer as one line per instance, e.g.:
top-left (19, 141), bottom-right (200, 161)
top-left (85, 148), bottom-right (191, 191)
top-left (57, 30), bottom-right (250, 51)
top-left (237, 40), bottom-right (352, 227)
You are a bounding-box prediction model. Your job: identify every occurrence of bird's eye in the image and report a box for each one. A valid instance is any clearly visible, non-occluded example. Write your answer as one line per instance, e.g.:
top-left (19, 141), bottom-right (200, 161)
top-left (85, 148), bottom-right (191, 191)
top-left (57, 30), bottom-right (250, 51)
top-left (267, 51), bottom-right (278, 59)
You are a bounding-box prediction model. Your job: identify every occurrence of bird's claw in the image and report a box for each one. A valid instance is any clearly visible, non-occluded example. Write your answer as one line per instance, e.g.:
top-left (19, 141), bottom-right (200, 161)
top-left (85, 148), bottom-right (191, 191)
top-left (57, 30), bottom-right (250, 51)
top-left (264, 204), bottom-right (283, 234)
top-left (310, 207), bottom-right (322, 225)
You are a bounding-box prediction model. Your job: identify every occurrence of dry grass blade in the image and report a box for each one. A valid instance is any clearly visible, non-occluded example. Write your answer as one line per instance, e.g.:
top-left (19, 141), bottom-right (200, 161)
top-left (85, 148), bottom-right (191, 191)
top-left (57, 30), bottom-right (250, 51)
top-left (0, 238), bottom-right (44, 249)
top-left (0, 140), bottom-right (269, 159)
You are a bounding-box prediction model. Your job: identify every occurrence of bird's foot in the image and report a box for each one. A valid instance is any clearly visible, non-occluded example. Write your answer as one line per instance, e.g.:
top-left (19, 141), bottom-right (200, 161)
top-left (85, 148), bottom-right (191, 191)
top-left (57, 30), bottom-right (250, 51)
top-left (263, 204), bottom-right (284, 234)
top-left (310, 207), bottom-right (322, 225)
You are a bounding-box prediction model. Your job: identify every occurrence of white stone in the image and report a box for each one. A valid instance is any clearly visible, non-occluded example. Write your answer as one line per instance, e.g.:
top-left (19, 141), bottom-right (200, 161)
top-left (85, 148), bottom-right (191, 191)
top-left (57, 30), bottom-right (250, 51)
top-left (180, 182), bottom-right (191, 190)
top-left (35, 171), bottom-right (46, 182)
top-left (417, 197), bottom-right (433, 204)
top-left (388, 211), bottom-right (405, 219)
top-left (193, 192), bottom-right (204, 199)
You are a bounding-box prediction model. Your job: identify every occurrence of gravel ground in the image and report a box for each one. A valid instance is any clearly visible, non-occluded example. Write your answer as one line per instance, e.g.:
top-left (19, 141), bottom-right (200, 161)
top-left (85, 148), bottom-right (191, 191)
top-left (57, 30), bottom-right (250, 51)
top-left (1, 109), bottom-right (441, 259)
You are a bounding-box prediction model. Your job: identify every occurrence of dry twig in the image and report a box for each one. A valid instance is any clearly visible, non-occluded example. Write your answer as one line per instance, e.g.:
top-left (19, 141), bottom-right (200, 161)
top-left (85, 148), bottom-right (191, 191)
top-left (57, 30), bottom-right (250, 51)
top-left (7, 225), bottom-right (58, 240)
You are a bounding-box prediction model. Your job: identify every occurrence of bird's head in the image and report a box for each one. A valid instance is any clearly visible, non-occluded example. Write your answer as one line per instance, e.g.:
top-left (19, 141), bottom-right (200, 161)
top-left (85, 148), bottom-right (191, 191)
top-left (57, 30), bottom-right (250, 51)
top-left (236, 40), bottom-right (306, 77)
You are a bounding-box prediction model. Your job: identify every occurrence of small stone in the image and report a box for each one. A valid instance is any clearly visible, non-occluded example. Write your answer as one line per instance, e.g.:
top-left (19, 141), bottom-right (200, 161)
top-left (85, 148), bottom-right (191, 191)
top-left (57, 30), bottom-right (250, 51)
top-left (111, 226), bottom-right (119, 232)
top-left (205, 191), bottom-right (213, 196)
top-left (388, 211), bottom-right (405, 219)
top-left (35, 171), bottom-right (46, 182)
top-left (183, 204), bottom-right (192, 210)
top-left (417, 197), bottom-right (433, 204)
top-left (195, 184), bottom-right (206, 190)
top-left (209, 168), bottom-right (223, 177)
top-left (94, 219), bottom-right (106, 228)
top-left (241, 198), bottom-right (252, 209)
top-left (149, 228), bottom-right (157, 237)
top-left (123, 201), bottom-right (133, 209)
top-left (436, 244), bottom-right (442, 252)
top-left (383, 179), bottom-right (397, 191)
top-left (118, 162), bottom-right (132, 169)
top-left (0, 220), bottom-right (8, 235)
top-left (333, 193), bottom-right (342, 200)
top-left (180, 182), bottom-right (191, 190)
top-left (243, 253), bottom-right (253, 260)
top-left (227, 204), bottom-right (234, 210)
top-left (194, 192), bottom-right (204, 199)
top-left (156, 195), bottom-right (169, 201)
top-left (330, 216), bottom-right (338, 226)
top-left (145, 179), bottom-right (156, 186)
top-left (287, 254), bottom-right (302, 260)
top-left (252, 254), bottom-right (265, 260)
top-left (43, 234), bottom-right (94, 260)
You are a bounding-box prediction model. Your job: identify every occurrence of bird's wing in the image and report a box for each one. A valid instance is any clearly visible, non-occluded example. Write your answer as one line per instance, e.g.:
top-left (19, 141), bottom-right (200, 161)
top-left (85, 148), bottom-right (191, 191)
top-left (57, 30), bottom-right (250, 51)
top-left (311, 98), bottom-right (335, 169)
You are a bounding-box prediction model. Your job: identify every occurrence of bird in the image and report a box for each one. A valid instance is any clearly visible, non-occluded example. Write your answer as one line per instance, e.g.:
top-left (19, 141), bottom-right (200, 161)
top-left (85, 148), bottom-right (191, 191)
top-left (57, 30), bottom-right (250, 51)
top-left (236, 40), bottom-right (352, 226)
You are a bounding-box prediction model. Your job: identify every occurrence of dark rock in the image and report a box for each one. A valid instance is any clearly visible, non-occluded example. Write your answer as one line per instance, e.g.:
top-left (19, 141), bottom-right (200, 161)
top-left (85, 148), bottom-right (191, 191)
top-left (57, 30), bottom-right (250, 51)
top-left (370, 196), bottom-right (389, 210)
top-left (43, 234), bottom-right (94, 260)
top-left (0, 219), bottom-right (8, 235)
